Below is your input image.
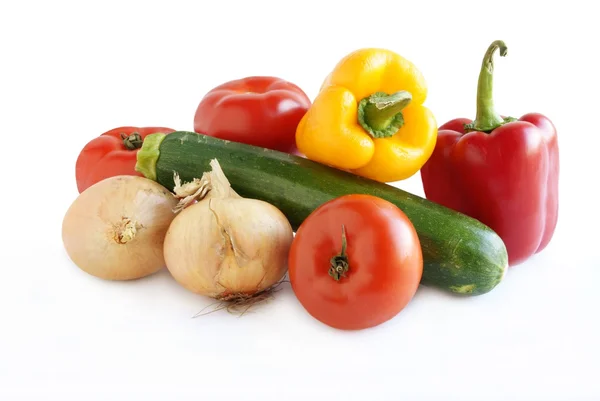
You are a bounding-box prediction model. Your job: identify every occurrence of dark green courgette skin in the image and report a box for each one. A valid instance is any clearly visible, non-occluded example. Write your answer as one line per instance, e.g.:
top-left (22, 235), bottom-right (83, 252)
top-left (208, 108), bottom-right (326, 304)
top-left (151, 131), bottom-right (508, 296)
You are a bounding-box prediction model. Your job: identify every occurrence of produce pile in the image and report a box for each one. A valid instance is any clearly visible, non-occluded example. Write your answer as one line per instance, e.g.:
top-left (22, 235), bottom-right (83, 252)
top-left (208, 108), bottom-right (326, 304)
top-left (61, 40), bottom-right (559, 331)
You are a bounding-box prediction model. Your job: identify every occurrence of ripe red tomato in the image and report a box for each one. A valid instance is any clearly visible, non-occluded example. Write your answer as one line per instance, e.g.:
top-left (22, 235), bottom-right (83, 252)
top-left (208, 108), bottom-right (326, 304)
top-left (75, 126), bottom-right (175, 193)
top-left (288, 194), bottom-right (423, 330)
top-left (193, 76), bottom-right (311, 155)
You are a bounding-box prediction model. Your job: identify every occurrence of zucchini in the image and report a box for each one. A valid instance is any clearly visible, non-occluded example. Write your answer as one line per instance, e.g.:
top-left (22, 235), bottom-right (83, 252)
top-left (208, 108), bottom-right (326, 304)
top-left (136, 131), bottom-right (508, 296)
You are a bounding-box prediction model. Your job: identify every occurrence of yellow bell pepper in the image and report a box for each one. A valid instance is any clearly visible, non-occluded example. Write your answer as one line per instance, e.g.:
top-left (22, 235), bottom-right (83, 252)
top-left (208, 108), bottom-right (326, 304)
top-left (296, 48), bottom-right (437, 183)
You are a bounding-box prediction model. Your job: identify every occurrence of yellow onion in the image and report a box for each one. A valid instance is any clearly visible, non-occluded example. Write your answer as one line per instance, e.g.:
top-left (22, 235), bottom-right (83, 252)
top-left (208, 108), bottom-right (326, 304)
top-left (163, 159), bottom-right (293, 301)
top-left (62, 175), bottom-right (178, 280)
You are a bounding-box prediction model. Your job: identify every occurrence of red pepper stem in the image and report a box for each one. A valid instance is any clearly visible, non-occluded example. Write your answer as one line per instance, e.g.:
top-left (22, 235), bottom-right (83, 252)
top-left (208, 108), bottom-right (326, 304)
top-left (465, 40), bottom-right (516, 133)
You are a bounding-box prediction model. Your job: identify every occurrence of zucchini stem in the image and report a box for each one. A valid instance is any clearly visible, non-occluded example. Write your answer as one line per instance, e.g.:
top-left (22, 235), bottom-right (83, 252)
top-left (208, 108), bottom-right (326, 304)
top-left (135, 132), bottom-right (167, 181)
top-left (329, 225), bottom-right (349, 281)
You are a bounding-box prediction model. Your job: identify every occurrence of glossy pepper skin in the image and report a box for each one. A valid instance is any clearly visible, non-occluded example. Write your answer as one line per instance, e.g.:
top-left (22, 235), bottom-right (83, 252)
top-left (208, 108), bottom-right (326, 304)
top-left (75, 126), bottom-right (175, 193)
top-left (420, 40), bottom-right (559, 266)
top-left (295, 48), bottom-right (437, 183)
top-left (193, 76), bottom-right (311, 155)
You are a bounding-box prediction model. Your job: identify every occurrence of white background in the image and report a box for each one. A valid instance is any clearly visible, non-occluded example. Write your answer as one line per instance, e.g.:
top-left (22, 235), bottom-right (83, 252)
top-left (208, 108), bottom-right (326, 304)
top-left (1, 1), bottom-right (599, 400)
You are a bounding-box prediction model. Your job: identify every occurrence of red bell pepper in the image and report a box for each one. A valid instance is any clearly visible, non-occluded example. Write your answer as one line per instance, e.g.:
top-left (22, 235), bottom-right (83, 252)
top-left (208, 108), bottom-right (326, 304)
top-left (420, 40), bottom-right (559, 267)
top-left (193, 76), bottom-right (311, 154)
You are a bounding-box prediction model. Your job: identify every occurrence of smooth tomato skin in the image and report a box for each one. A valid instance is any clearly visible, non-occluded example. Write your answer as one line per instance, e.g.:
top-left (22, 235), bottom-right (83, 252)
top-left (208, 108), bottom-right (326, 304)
top-left (75, 126), bottom-right (175, 193)
top-left (193, 76), bottom-right (311, 154)
top-left (288, 194), bottom-right (423, 330)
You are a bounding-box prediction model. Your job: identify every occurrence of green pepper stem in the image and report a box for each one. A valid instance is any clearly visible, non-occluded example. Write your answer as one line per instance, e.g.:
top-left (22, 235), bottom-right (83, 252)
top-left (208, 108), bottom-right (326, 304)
top-left (121, 132), bottom-right (144, 150)
top-left (328, 225), bottom-right (349, 281)
top-left (135, 133), bottom-right (166, 181)
top-left (465, 40), bottom-right (516, 132)
top-left (357, 91), bottom-right (412, 138)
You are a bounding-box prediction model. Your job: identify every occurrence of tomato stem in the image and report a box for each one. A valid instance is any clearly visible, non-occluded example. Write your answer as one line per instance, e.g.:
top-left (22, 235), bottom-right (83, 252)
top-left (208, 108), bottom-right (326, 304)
top-left (329, 225), bottom-right (349, 281)
top-left (122, 132), bottom-right (144, 150)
